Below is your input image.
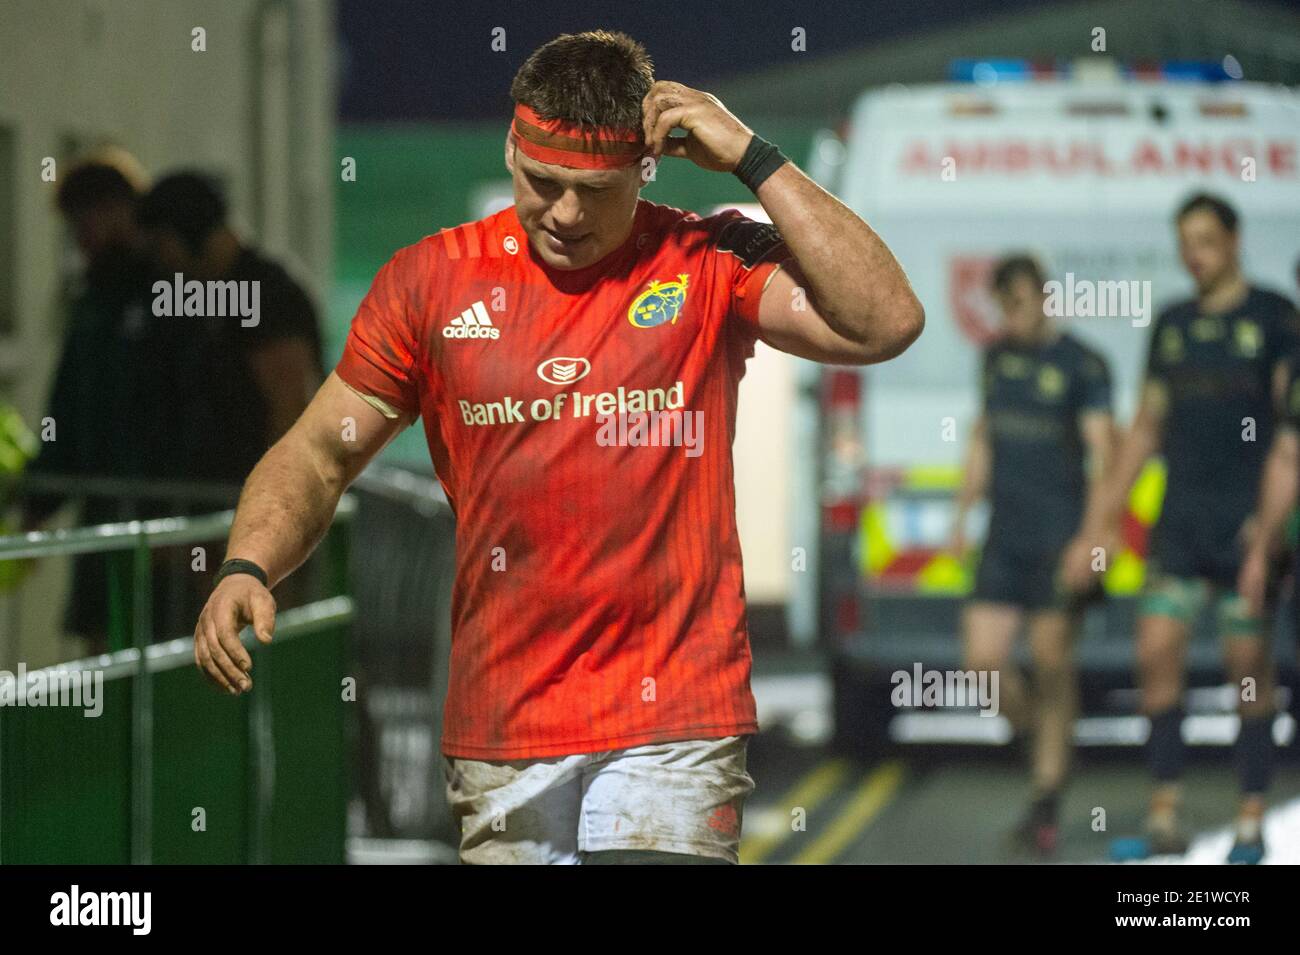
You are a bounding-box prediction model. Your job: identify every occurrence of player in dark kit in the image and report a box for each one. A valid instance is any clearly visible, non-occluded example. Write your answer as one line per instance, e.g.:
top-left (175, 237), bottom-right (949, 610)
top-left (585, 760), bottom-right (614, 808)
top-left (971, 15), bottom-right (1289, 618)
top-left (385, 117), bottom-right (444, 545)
top-left (1068, 194), bottom-right (1300, 864)
top-left (1239, 342), bottom-right (1300, 754)
top-left (951, 255), bottom-right (1115, 857)
top-left (191, 31), bottom-right (923, 864)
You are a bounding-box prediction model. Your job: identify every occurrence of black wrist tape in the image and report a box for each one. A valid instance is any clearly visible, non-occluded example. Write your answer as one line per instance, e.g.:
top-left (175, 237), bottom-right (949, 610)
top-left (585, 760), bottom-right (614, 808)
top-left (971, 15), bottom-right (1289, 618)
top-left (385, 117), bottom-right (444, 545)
top-left (733, 133), bottom-right (789, 193)
top-left (214, 558), bottom-right (269, 589)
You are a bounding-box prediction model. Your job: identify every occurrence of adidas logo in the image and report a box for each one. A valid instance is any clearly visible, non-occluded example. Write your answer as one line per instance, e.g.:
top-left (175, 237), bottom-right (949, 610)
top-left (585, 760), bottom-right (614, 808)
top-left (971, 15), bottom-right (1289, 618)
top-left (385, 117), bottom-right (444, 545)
top-left (443, 301), bottom-right (500, 340)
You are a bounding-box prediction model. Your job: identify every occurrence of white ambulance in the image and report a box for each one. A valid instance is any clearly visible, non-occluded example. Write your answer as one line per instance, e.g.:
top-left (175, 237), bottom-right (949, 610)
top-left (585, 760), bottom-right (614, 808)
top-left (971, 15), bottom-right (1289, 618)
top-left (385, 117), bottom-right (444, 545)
top-left (795, 60), bottom-right (1300, 746)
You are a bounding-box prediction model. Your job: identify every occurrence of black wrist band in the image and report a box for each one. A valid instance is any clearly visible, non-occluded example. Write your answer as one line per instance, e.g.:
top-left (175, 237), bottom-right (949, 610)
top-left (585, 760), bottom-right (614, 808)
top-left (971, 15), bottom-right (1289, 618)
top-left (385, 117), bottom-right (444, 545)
top-left (214, 558), bottom-right (269, 589)
top-left (733, 133), bottom-right (789, 193)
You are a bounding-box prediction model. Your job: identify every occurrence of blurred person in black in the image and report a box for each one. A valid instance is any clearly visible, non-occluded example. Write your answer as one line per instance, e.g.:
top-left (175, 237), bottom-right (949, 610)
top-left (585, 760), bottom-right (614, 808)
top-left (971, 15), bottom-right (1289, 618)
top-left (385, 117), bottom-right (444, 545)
top-left (135, 172), bottom-right (324, 485)
top-left (1070, 194), bottom-right (1300, 864)
top-left (1239, 252), bottom-right (1300, 758)
top-left (20, 151), bottom-right (174, 653)
top-left (950, 254), bottom-right (1115, 858)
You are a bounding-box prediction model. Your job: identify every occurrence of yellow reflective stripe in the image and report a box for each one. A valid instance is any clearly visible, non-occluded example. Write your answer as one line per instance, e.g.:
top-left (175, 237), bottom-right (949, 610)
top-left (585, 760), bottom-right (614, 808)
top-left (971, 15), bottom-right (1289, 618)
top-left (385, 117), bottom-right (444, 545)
top-left (1104, 549), bottom-right (1146, 594)
top-left (861, 503), bottom-right (894, 575)
top-left (903, 464), bottom-right (962, 490)
top-left (917, 553), bottom-right (968, 592)
top-left (1130, 459), bottom-right (1166, 526)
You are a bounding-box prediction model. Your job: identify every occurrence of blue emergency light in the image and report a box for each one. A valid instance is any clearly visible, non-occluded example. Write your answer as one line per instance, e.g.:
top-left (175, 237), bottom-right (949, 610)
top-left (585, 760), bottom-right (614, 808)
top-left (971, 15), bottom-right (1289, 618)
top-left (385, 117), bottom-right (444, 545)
top-left (948, 58), bottom-right (1238, 83)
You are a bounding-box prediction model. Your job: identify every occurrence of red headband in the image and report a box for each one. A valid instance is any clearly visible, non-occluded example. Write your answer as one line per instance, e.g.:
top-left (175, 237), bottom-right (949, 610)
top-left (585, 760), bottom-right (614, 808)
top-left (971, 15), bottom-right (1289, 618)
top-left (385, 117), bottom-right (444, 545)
top-left (511, 104), bottom-right (645, 170)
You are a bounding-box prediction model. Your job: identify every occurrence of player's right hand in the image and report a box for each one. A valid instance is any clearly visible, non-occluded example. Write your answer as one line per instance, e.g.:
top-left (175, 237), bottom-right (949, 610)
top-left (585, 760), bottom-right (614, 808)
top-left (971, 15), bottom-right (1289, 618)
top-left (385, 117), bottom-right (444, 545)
top-left (1237, 546), bottom-right (1269, 620)
top-left (193, 574), bottom-right (276, 696)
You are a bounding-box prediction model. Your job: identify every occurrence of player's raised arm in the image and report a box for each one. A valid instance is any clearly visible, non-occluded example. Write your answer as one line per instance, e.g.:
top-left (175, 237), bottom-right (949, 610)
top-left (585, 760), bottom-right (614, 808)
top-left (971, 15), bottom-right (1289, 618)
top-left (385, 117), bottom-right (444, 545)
top-left (192, 372), bottom-right (413, 695)
top-left (642, 81), bottom-right (924, 364)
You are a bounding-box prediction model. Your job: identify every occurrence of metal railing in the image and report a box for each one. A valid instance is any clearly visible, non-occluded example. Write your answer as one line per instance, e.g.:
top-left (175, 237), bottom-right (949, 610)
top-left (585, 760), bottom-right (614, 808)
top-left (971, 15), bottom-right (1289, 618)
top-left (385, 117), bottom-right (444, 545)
top-left (0, 496), bottom-right (355, 864)
top-left (6, 472), bottom-right (249, 655)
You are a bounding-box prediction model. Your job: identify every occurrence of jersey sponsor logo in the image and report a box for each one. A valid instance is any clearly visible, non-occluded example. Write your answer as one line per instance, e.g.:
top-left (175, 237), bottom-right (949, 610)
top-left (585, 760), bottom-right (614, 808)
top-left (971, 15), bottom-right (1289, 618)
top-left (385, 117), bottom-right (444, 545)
top-left (628, 274), bottom-right (689, 328)
top-left (444, 301), bottom-right (500, 340)
top-left (997, 353), bottom-right (1031, 378)
top-left (1037, 364), bottom-right (1066, 400)
top-left (1159, 326), bottom-right (1185, 364)
top-left (537, 356), bottom-right (591, 385)
top-left (459, 380), bottom-right (685, 427)
top-left (717, 218), bottom-right (784, 269)
top-left (1233, 319), bottom-right (1261, 358)
top-left (1190, 316), bottom-right (1225, 342)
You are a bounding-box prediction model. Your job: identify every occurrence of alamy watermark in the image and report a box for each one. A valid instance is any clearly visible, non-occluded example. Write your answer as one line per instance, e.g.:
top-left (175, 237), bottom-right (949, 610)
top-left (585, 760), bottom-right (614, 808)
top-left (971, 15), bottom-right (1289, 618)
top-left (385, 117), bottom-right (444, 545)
top-left (0, 664), bottom-right (103, 717)
top-left (50, 885), bottom-right (150, 935)
top-left (595, 410), bottom-right (703, 458)
top-left (152, 273), bottom-right (260, 327)
top-left (1043, 272), bottom-right (1152, 327)
top-left (891, 663), bottom-right (1000, 716)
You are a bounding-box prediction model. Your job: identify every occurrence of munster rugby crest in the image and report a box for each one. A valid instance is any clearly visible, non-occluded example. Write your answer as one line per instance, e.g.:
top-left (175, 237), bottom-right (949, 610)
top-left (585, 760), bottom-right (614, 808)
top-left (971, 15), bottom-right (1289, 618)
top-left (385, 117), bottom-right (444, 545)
top-left (628, 274), bottom-right (689, 328)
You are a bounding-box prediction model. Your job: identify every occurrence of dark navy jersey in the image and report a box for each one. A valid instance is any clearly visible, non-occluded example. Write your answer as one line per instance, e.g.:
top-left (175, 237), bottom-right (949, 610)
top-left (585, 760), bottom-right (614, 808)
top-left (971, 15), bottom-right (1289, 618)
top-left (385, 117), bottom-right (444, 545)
top-left (982, 331), bottom-right (1112, 550)
top-left (1145, 286), bottom-right (1300, 530)
top-left (173, 246), bottom-right (324, 483)
top-left (1281, 347), bottom-right (1300, 433)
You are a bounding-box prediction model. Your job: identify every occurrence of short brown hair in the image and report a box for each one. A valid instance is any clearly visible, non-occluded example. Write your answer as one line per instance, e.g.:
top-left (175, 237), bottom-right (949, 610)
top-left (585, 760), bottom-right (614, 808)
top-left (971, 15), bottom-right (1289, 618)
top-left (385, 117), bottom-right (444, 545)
top-left (56, 147), bottom-right (148, 216)
top-left (991, 254), bottom-right (1047, 294)
top-left (510, 31), bottom-right (654, 130)
top-left (1176, 192), bottom-right (1238, 234)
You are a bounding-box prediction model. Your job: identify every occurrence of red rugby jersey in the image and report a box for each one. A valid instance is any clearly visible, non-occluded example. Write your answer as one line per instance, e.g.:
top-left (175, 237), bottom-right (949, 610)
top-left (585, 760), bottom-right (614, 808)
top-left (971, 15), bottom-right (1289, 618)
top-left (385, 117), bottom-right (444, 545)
top-left (335, 199), bottom-right (790, 759)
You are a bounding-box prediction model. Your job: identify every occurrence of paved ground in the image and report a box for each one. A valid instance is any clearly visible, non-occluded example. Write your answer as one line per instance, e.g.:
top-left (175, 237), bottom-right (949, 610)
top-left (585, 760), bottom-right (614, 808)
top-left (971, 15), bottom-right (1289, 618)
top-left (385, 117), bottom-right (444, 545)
top-left (743, 657), bottom-right (1300, 865)
top-left (743, 731), bottom-right (1300, 864)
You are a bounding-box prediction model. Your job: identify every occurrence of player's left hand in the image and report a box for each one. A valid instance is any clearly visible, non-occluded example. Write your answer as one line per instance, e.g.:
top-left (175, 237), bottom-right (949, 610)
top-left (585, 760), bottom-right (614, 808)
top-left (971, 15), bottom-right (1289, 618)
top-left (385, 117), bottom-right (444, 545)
top-left (641, 81), bottom-right (754, 172)
top-left (1058, 528), bottom-right (1113, 594)
top-left (1235, 514), bottom-right (1259, 553)
top-left (1238, 546), bottom-right (1270, 619)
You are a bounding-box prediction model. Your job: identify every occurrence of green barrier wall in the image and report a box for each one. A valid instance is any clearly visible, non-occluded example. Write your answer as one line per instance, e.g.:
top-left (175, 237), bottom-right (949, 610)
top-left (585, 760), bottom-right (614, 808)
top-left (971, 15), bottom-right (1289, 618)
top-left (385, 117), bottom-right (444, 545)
top-left (1, 679), bottom-right (133, 863)
top-left (0, 613), bottom-right (350, 865)
top-left (0, 504), bottom-right (354, 865)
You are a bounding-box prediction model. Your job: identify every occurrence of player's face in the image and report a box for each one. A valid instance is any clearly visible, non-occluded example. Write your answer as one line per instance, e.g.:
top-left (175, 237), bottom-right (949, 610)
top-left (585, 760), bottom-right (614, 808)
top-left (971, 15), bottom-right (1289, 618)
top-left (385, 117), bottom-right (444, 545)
top-left (508, 145), bottom-right (641, 270)
top-left (995, 274), bottom-right (1048, 343)
top-left (1177, 209), bottom-right (1238, 293)
top-left (67, 202), bottom-right (134, 264)
top-left (144, 226), bottom-right (197, 275)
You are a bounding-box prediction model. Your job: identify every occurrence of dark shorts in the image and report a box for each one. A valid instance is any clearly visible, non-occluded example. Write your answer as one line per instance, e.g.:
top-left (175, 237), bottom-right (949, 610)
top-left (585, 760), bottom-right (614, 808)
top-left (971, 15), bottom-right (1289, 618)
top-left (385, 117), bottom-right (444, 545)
top-left (972, 543), bottom-right (1098, 613)
top-left (1141, 502), bottom-right (1287, 636)
top-left (1141, 541), bottom-right (1281, 639)
top-left (1145, 510), bottom-right (1246, 589)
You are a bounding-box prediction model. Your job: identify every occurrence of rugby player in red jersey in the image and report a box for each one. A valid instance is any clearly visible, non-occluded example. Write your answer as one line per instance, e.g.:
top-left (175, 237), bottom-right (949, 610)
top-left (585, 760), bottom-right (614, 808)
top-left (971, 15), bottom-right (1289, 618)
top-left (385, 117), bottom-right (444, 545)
top-left (192, 30), bottom-right (923, 864)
